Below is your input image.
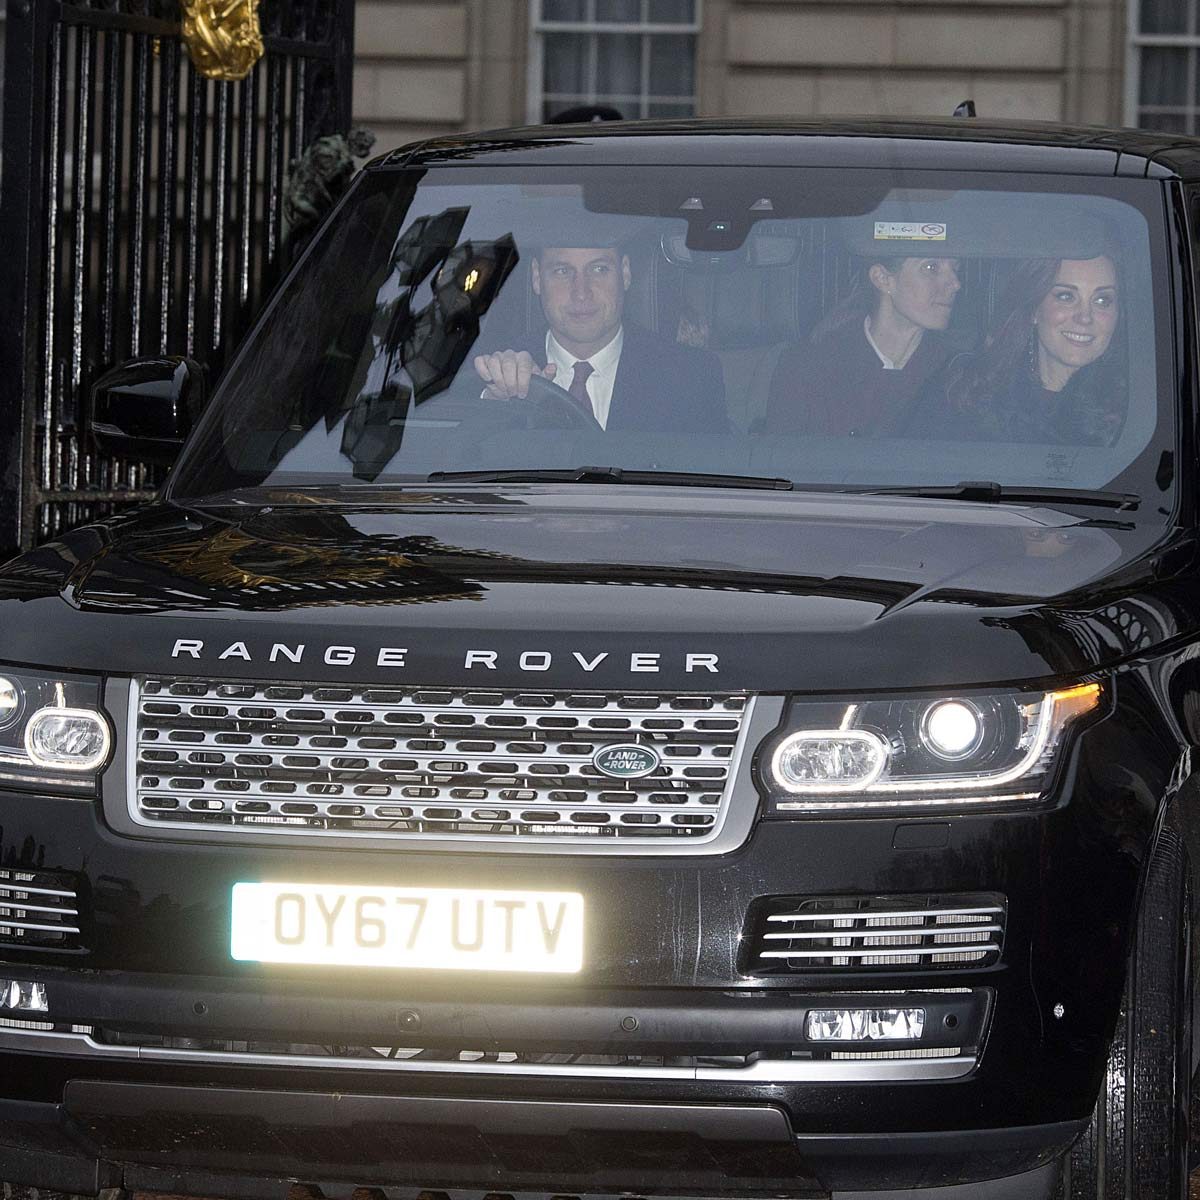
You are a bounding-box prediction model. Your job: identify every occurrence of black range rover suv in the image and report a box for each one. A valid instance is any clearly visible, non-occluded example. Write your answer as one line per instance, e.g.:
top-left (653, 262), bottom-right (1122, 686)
top-left (0, 118), bottom-right (1197, 1200)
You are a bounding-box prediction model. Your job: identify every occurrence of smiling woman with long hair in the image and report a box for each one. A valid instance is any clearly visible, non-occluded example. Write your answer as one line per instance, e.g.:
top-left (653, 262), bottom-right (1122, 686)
top-left (924, 255), bottom-right (1127, 445)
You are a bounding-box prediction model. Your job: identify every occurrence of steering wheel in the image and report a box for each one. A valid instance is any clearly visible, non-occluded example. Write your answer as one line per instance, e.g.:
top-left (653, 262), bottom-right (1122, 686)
top-left (414, 371), bottom-right (603, 433)
top-left (520, 372), bottom-right (604, 432)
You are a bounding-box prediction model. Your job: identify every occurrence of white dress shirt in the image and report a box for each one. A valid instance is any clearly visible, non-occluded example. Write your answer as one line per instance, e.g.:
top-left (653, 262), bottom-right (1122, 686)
top-left (545, 327), bottom-right (624, 429)
top-left (863, 316), bottom-right (922, 371)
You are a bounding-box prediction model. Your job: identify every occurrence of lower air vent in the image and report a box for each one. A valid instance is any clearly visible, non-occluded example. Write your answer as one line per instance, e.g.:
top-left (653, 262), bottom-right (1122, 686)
top-left (0, 868), bottom-right (83, 950)
top-left (743, 893), bottom-right (1006, 974)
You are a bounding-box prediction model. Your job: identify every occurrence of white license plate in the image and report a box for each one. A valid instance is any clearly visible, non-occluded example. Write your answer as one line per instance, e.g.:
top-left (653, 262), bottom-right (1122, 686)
top-left (230, 882), bottom-right (584, 973)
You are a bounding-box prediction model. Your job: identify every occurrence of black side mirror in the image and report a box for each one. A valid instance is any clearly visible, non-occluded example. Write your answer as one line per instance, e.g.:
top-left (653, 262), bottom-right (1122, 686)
top-left (91, 356), bottom-right (206, 466)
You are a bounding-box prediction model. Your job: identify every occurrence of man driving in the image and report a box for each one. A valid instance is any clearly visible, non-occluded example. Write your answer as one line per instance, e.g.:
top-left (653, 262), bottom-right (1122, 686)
top-left (473, 237), bottom-right (727, 433)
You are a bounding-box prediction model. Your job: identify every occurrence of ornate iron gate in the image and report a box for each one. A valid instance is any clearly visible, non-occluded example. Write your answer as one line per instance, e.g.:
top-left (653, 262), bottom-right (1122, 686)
top-left (0, 0), bottom-right (354, 557)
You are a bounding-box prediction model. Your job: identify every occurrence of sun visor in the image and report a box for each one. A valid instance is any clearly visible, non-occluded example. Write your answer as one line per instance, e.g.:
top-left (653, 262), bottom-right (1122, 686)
top-left (488, 203), bottom-right (642, 253)
top-left (837, 196), bottom-right (1117, 260)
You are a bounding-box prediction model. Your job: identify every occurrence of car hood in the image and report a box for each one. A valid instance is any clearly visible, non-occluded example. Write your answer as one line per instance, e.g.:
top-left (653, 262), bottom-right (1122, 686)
top-left (0, 486), bottom-right (1187, 691)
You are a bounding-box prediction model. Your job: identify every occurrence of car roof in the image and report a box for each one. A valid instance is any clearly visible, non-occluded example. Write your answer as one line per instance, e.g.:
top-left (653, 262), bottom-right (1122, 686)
top-left (375, 116), bottom-right (1200, 180)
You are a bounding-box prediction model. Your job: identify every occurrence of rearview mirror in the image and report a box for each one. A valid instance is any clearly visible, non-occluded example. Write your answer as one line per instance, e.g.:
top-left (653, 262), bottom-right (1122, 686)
top-left (91, 357), bottom-right (206, 466)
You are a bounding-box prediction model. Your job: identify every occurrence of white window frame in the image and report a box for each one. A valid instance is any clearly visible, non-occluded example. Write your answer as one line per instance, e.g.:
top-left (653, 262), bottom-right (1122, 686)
top-left (1125, 0), bottom-right (1200, 131)
top-left (526, 0), bottom-right (702, 126)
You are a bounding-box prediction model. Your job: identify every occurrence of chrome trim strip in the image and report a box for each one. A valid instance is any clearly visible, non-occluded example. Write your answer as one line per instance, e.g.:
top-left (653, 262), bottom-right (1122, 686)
top-left (0, 1025), bottom-right (976, 1081)
top-left (759, 944), bottom-right (998, 959)
top-left (136, 738), bottom-right (736, 773)
top-left (774, 792), bottom-right (1041, 813)
top-left (0, 921), bottom-right (81, 934)
top-left (0, 902), bottom-right (79, 917)
top-left (767, 906), bottom-right (1004, 922)
top-left (150, 692), bottom-right (743, 728)
top-left (0, 884), bottom-right (77, 900)
top-left (761, 924), bottom-right (1001, 940)
top-left (0, 767), bottom-right (91, 792)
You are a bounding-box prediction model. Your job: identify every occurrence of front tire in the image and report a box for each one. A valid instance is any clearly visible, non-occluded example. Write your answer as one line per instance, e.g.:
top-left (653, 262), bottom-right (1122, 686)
top-left (1059, 820), bottom-right (1192, 1198)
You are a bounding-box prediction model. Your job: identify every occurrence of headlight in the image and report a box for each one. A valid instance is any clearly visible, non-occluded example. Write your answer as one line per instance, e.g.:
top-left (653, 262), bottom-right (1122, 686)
top-left (0, 669), bottom-right (111, 794)
top-left (765, 682), bottom-right (1103, 813)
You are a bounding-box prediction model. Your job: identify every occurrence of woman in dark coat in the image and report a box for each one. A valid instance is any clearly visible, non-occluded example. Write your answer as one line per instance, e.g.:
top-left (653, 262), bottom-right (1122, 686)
top-left (763, 253), bottom-right (962, 436)
top-left (923, 255), bottom-right (1125, 446)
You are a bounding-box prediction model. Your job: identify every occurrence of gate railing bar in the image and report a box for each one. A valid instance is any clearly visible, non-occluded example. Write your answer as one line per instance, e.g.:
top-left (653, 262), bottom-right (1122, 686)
top-left (183, 63), bottom-right (207, 360)
top-left (238, 67), bottom-right (258, 314)
top-left (265, 51), bottom-right (285, 254)
top-left (156, 35), bottom-right (180, 356)
top-left (34, 19), bottom-right (67, 550)
top-left (60, 8), bottom-right (177, 37)
top-left (99, 23), bottom-right (125, 367)
top-left (211, 80), bottom-right (232, 357)
top-left (129, 30), bottom-right (151, 358)
top-left (0, 0), bottom-right (53, 557)
top-left (333, 0), bottom-right (355, 131)
top-left (71, 23), bottom-right (94, 400)
top-left (60, 6), bottom-right (337, 59)
top-left (289, 43), bottom-right (305, 163)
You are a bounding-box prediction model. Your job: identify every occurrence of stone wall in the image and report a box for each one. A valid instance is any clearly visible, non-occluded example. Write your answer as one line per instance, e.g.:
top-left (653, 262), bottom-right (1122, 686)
top-left (351, 0), bottom-right (1129, 155)
top-left (707, 0), bottom-right (1126, 126)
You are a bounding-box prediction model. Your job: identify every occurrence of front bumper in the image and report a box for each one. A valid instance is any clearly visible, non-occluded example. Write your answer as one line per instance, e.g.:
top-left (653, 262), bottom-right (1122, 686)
top-left (0, 1085), bottom-right (1076, 1199)
top-left (0, 684), bottom-right (1162, 1198)
top-left (0, 964), bottom-right (1076, 1196)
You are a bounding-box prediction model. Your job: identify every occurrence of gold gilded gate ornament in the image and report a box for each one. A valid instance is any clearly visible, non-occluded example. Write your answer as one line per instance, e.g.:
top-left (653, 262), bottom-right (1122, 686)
top-left (180, 0), bottom-right (264, 81)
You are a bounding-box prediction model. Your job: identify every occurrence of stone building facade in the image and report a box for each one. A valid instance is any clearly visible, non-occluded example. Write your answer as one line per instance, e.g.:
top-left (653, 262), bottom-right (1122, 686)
top-left (351, 0), bottom-right (1152, 158)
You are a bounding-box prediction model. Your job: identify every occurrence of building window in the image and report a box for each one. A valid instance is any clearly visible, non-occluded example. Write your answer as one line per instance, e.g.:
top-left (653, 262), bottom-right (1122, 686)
top-left (529, 0), bottom-right (700, 124)
top-left (1129, 0), bottom-right (1200, 132)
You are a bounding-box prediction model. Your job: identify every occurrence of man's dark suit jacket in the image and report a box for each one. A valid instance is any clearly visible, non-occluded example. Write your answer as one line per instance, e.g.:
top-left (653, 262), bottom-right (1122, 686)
top-left (519, 324), bottom-right (728, 434)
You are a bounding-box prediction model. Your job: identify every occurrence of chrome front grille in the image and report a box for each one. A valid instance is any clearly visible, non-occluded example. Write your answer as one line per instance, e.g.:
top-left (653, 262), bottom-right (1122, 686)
top-left (0, 868), bottom-right (82, 948)
top-left (745, 894), bottom-right (1006, 973)
top-left (130, 677), bottom-right (751, 844)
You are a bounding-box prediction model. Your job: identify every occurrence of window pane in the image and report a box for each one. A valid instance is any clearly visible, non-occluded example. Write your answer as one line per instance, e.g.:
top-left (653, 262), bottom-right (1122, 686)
top-left (596, 32), bottom-right (642, 95)
top-left (542, 0), bottom-right (587, 19)
top-left (1139, 110), bottom-right (1190, 133)
top-left (647, 101), bottom-right (695, 117)
top-left (1140, 0), bottom-right (1189, 34)
top-left (597, 0), bottom-right (640, 20)
top-left (648, 0), bottom-right (696, 22)
top-left (595, 95), bottom-right (639, 118)
top-left (544, 32), bottom-right (590, 95)
top-left (1140, 46), bottom-right (1188, 105)
top-left (649, 34), bottom-right (696, 97)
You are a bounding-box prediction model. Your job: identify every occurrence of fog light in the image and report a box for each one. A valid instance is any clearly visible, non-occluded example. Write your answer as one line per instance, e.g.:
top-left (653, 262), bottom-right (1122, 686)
top-left (770, 730), bottom-right (888, 793)
top-left (805, 1007), bottom-right (925, 1042)
top-left (0, 980), bottom-right (48, 1013)
top-left (920, 700), bottom-right (984, 760)
top-left (25, 707), bottom-right (111, 771)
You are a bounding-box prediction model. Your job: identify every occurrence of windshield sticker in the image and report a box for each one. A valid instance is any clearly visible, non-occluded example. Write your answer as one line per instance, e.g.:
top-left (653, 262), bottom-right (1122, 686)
top-left (874, 221), bottom-right (947, 241)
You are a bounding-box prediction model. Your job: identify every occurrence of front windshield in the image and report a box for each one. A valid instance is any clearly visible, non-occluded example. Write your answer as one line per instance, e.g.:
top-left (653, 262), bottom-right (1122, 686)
top-left (169, 163), bottom-right (1176, 511)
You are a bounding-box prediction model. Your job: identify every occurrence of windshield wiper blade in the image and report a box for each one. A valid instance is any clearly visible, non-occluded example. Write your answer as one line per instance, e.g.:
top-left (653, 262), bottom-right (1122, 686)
top-left (863, 480), bottom-right (1140, 510)
top-left (427, 467), bottom-right (794, 490)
